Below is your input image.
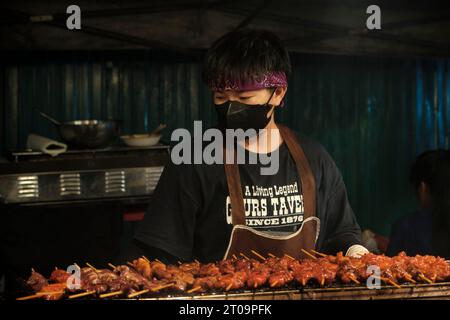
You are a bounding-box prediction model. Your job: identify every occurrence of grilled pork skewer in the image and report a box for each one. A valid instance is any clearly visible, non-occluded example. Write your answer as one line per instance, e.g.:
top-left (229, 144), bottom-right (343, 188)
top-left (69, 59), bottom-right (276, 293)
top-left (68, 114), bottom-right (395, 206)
top-left (20, 251), bottom-right (450, 300)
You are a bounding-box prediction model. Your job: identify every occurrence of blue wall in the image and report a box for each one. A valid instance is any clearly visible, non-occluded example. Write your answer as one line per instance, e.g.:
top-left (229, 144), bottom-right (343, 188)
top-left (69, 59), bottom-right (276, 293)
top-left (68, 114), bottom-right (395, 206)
top-left (1, 51), bottom-right (449, 236)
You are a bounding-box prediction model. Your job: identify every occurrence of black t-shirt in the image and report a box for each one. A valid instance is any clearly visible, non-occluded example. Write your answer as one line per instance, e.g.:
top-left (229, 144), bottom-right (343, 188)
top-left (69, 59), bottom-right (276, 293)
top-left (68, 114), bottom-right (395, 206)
top-left (135, 132), bottom-right (362, 262)
top-left (231, 143), bottom-right (305, 235)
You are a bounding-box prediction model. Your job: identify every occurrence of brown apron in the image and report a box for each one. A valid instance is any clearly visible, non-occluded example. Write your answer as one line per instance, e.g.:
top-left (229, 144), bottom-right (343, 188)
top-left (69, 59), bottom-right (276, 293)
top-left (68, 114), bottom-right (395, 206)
top-left (223, 124), bottom-right (319, 260)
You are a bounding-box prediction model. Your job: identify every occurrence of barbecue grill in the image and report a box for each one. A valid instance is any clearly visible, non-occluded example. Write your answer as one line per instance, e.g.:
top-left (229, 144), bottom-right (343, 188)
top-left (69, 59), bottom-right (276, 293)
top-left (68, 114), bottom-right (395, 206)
top-left (15, 254), bottom-right (450, 301)
top-left (135, 282), bottom-right (450, 300)
top-left (14, 281), bottom-right (450, 300)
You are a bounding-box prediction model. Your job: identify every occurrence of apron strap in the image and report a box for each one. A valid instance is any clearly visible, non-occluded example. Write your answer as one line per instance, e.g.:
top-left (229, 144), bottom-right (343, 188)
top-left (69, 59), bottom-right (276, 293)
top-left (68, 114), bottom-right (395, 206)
top-left (223, 125), bottom-right (316, 226)
top-left (277, 124), bottom-right (316, 219)
top-left (224, 161), bottom-right (246, 225)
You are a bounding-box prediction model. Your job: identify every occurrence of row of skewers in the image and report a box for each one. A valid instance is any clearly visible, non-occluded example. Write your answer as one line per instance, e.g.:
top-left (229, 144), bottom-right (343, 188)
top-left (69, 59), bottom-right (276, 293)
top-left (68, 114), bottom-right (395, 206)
top-left (17, 249), bottom-right (450, 300)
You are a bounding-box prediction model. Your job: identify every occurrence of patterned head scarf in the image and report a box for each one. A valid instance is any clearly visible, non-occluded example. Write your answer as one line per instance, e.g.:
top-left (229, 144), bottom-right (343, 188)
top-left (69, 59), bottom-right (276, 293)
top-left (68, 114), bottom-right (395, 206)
top-left (207, 71), bottom-right (288, 92)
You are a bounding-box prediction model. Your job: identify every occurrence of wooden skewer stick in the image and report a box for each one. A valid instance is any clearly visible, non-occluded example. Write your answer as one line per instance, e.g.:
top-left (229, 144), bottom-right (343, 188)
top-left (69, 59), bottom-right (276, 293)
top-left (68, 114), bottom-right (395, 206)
top-left (86, 263), bottom-right (97, 271)
top-left (99, 290), bottom-right (123, 299)
top-left (68, 290), bottom-right (96, 299)
top-left (348, 275), bottom-right (361, 285)
top-left (127, 262), bottom-right (134, 267)
top-left (251, 250), bottom-right (266, 261)
top-left (381, 277), bottom-right (402, 289)
top-left (284, 254), bottom-right (295, 261)
top-left (150, 283), bottom-right (174, 292)
top-left (240, 252), bottom-right (250, 260)
top-left (31, 268), bottom-right (35, 273)
top-left (270, 280), bottom-right (279, 288)
top-left (195, 259), bottom-right (200, 264)
top-left (187, 286), bottom-right (202, 294)
top-left (320, 277), bottom-right (325, 286)
top-left (108, 263), bottom-right (116, 270)
top-left (390, 280), bottom-right (402, 289)
top-left (17, 291), bottom-right (65, 300)
top-left (35, 291), bottom-right (64, 296)
top-left (141, 256), bottom-right (150, 262)
top-left (418, 274), bottom-right (433, 284)
top-left (311, 249), bottom-right (327, 258)
top-left (268, 253), bottom-right (277, 258)
top-left (128, 289), bottom-right (149, 299)
top-left (301, 249), bottom-right (317, 260)
top-left (16, 294), bottom-right (41, 300)
top-left (177, 261), bottom-right (182, 265)
top-left (154, 259), bottom-right (163, 264)
top-left (226, 283), bottom-right (233, 291)
top-left (404, 275), bottom-right (416, 284)
top-left (232, 254), bottom-right (238, 260)
top-left (373, 275), bottom-right (401, 289)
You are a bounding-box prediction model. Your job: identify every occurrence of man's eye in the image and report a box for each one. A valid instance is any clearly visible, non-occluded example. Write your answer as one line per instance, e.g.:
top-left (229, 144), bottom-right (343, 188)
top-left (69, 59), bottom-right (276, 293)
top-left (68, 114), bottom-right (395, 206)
top-left (240, 97), bottom-right (252, 100)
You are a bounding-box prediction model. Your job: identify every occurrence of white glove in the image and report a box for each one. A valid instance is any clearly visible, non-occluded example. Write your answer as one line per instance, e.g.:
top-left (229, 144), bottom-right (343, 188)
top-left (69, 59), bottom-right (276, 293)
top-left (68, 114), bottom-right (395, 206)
top-left (345, 244), bottom-right (369, 258)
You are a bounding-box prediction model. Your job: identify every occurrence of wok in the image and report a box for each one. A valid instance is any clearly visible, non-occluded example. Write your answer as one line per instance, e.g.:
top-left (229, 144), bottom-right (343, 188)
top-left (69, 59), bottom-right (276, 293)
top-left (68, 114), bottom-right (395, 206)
top-left (36, 109), bottom-right (120, 149)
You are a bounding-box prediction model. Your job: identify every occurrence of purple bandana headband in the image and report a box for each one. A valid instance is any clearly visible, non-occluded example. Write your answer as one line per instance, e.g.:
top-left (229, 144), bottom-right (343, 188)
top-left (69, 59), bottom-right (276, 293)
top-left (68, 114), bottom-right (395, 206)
top-left (208, 71), bottom-right (288, 92)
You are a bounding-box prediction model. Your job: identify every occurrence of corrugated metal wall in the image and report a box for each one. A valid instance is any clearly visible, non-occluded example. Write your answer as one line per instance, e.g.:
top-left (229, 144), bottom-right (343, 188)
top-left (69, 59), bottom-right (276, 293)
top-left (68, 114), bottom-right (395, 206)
top-left (1, 51), bottom-right (449, 236)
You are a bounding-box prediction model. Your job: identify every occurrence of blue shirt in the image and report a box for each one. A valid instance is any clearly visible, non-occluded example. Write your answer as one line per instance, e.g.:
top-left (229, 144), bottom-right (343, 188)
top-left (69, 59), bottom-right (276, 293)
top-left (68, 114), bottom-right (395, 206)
top-left (386, 208), bottom-right (432, 256)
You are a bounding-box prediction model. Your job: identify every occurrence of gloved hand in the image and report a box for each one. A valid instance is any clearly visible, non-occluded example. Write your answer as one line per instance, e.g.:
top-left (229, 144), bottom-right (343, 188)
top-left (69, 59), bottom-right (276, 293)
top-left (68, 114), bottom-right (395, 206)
top-left (345, 244), bottom-right (369, 258)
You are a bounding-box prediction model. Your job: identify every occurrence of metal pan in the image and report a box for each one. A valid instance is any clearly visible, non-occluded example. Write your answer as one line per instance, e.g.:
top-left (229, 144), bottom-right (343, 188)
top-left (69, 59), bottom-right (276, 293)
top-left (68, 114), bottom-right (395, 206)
top-left (35, 109), bottom-right (120, 149)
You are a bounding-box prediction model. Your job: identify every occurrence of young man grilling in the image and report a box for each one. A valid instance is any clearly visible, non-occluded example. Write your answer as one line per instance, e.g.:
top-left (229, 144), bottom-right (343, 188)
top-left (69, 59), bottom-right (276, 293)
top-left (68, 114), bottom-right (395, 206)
top-left (133, 29), bottom-right (368, 263)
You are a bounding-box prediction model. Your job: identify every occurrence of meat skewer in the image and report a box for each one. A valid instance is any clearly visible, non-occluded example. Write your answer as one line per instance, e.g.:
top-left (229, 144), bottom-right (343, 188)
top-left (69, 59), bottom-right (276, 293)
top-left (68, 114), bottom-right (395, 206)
top-left (19, 251), bottom-right (450, 300)
top-left (26, 269), bottom-right (48, 292)
top-left (50, 268), bottom-right (71, 284)
top-left (246, 261), bottom-right (271, 289)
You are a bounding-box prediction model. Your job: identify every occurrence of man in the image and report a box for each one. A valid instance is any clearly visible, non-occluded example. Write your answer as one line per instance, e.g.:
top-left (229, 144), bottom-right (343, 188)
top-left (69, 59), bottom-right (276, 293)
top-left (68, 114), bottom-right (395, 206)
top-left (133, 29), bottom-right (367, 263)
top-left (387, 150), bottom-right (450, 258)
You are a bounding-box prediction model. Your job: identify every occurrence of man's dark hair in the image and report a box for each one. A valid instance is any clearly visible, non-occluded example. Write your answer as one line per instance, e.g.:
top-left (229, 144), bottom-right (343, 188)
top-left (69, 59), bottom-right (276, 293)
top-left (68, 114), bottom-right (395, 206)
top-left (409, 150), bottom-right (443, 190)
top-left (202, 29), bottom-right (291, 87)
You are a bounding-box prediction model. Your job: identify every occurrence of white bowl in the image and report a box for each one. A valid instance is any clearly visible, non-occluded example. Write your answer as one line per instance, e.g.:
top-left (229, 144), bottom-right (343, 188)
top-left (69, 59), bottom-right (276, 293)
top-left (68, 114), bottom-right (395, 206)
top-left (120, 134), bottom-right (161, 147)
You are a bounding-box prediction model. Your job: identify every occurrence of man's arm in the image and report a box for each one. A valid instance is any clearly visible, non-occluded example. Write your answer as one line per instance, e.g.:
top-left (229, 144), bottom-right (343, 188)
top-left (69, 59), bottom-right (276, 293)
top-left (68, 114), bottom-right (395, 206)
top-left (317, 148), bottom-right (367, 256)
top-left (321, 180), bottom-right (364, 255)
top-left (133, 158), bottom-right (201, 262)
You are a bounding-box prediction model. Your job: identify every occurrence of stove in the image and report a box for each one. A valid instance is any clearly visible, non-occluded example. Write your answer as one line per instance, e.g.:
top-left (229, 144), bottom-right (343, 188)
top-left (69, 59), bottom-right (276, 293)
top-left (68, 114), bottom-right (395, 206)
top-left (0, 145), bottom-right (170, 205)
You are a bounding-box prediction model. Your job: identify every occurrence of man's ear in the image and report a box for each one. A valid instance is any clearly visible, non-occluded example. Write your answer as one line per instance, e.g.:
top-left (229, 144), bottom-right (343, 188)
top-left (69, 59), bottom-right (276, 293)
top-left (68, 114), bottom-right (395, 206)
top-left (271, 86), bottom-right (287, 106)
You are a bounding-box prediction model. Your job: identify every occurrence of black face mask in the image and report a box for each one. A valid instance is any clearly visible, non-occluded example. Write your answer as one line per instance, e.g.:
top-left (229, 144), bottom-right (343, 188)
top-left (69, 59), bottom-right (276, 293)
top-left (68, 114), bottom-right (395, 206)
top-left (215, 89), bottom-right (276, 132)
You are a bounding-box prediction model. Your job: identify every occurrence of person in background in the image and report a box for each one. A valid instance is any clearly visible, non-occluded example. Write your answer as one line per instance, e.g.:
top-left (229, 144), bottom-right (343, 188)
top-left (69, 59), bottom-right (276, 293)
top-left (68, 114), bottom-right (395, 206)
top-left (387, 150), bottom-right (450, 258)
top-left (429, 150), bottom-right (450, 259)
